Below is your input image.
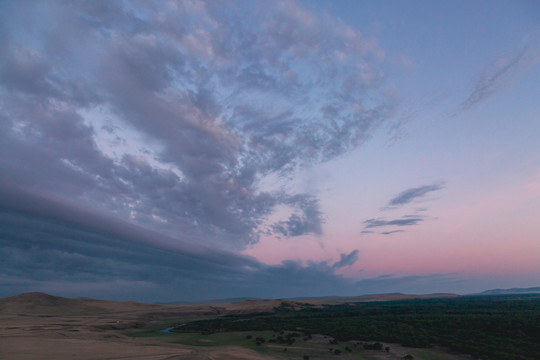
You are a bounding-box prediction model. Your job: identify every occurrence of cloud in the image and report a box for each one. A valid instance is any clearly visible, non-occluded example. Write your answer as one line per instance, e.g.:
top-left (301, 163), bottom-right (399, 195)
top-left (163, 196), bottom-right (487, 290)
top-left (363, 183), bottom-right (443, 234)
top-left (380, 230), bottom-right (405, 235)
top-left (332, 250), bottom-right (359, 269)
top-left (387, 183), bottom-right (445, 207)
top-left (0, 187), bottom-right (382, 301)
top-left (271, 194), bottom-right (323, 237)
top-left (364, 216), bottom-right (424, 228)
top-left (0, 0), bottom-right (395, 250)
top-left (0, 185), bottom-right (466, 301)
top-left (460, 39), bottom-right (540, 111)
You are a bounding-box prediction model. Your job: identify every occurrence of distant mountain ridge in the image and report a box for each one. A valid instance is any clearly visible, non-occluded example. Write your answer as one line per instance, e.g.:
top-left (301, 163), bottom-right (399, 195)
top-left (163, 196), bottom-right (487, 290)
top-left (158, 297), bottom-right (256, 305)
top-left (289, 292), bottom-right (459, 303)
top-left (161, 293), bottom-right (460, 305)
top-left (2, 287), bottom-right (539, 309)
top-left (479, 287), bottom-right (540, 295)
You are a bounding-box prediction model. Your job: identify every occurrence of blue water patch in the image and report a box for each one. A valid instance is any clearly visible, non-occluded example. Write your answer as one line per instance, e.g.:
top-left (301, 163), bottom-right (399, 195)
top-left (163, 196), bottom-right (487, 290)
top-left (159, 326), bottom-right (175, 333)
top-left (160, 323), bottom-right (186, 333)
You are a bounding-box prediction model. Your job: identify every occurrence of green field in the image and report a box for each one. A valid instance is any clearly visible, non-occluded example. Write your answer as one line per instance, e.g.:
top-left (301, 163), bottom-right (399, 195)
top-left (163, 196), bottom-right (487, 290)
top-left (128, 326), bottom-right (465, 360)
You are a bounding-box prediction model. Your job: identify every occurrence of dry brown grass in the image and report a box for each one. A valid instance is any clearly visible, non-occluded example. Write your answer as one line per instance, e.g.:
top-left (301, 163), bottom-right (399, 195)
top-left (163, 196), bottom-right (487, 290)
top-left (0, 293), bottom-right (282, 360)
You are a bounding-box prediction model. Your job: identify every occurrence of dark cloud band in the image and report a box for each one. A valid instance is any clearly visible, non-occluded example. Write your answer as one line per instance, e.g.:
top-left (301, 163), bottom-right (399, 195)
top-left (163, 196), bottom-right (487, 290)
top-left (0, 187), bottom-right (377, 301)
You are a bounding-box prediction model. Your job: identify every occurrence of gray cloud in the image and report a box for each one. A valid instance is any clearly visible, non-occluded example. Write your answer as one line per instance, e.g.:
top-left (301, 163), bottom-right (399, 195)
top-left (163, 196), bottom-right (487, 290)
top-left (387, 183), bottom-right (445, 207)
top-left (363, 183), bottom-right (443, 234)
top-left (332, 250), bottom-right (359, 269)
top-left (364, 216), bottom-right (424, 229)
top-left (271, 194), bottom-right (323, 237)
top-left (0, 0), bottom-right (395, 250)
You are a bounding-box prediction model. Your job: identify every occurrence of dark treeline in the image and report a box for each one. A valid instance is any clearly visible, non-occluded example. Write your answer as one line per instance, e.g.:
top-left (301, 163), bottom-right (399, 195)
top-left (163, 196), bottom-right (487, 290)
top-left (174, 295), bottom-right (540, 360)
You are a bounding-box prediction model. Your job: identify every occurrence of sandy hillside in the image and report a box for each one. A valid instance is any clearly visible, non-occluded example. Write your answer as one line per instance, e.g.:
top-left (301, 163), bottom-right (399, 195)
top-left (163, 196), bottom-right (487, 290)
top-left (0, 292), bottom-right (284, 360)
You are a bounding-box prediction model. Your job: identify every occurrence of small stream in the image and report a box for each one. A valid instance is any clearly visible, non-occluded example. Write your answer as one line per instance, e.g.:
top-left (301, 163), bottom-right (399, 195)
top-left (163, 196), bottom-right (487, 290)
top-left (159, 323), bottom-right (186, 333)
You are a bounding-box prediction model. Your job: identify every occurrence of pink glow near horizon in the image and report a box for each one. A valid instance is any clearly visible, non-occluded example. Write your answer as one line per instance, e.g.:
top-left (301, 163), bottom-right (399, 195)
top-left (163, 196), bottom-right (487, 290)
top-left (244, 170), bottom-right (540, 281)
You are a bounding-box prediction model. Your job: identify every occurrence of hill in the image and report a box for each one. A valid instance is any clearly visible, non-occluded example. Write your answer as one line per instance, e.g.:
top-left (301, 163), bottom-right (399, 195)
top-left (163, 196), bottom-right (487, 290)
top-left (0, 292), bottom-right (106, 315)
top-left (0, 292), bottom-right (308, 317)
top-left (291, 292), bottom-right (459, 303)
top-left (479, 286), bottom-right (540, 295)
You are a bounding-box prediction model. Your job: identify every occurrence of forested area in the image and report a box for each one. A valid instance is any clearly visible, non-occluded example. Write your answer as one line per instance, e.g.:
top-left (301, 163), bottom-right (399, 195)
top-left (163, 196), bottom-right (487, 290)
top-left (173, 295), bottom-right (540, 360)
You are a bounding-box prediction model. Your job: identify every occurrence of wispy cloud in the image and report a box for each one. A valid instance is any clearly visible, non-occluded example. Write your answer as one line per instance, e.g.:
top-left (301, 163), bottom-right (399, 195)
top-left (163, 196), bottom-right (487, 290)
top-left (381, 230), bottom-right (405, 235)
top-left (387, 183), bottom-right (445, 208)
top-left (362, 183), bottom-right (444, 235)
top-left (460, 39), bottom-right (540, 111)
top-left (364, 216), bottom-right (424, 229)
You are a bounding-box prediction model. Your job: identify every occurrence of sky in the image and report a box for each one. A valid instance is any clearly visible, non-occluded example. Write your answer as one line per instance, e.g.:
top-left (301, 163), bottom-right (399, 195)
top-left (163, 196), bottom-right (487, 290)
top-left (1, 0), bottom-right (539, 302)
